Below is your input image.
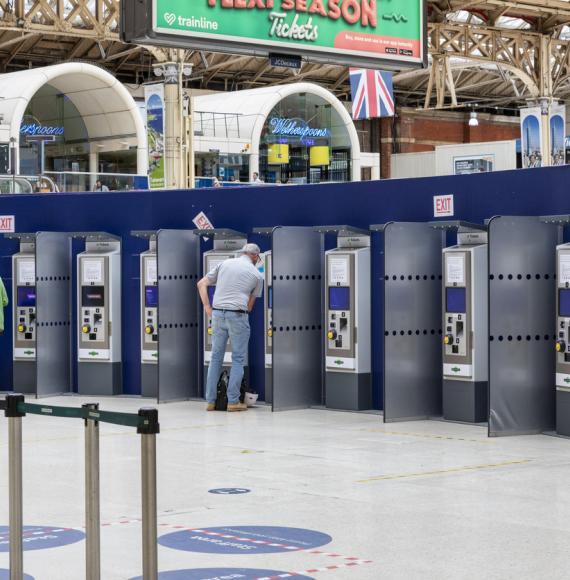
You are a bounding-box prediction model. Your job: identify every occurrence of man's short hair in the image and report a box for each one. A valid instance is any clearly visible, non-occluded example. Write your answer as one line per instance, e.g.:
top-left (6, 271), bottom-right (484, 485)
top-left (240, 243), bottom-right (261, 256)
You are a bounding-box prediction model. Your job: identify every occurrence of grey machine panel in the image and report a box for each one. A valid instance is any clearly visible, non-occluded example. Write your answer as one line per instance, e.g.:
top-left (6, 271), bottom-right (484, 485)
top-left (35, 232), bottom-right (72, 397)
top-left (272, 227), bottom-right (323, 411)
top-left (157, 229), bottom-right (200, 402)
top-left (381, 222), bottom-right (444, 422)
top-left (488, 216), bottom-right (558, 436)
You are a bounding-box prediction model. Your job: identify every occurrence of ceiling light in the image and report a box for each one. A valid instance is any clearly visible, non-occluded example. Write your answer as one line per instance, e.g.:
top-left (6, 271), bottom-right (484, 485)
top-left (468, 111), bottom-right (479, 127)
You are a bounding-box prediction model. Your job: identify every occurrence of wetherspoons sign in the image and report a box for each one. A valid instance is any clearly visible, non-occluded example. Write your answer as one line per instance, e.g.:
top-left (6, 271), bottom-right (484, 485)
top-left (269, 117), bottom-right (330, 139)
top-left (131, 0), bottom-right (425, 68)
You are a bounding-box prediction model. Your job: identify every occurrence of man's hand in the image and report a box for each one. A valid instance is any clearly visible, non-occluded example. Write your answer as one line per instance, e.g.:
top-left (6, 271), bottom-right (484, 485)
top-left (205, 305), bottom-right (213, 318)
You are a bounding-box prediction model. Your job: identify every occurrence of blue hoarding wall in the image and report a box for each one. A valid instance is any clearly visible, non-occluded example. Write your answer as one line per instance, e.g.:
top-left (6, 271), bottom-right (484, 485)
top-left (1, 166), bottom-right (570, 405)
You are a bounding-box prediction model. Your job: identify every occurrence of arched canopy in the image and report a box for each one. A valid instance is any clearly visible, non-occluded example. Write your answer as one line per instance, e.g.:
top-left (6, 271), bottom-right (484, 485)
top-left (0, 62), bottom-right (147, 173)
top-left (194, 82), bottom-right (361, 180)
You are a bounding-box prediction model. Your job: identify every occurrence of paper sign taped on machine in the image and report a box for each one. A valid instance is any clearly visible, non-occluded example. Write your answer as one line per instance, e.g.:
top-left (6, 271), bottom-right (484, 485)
top-left (121, 0), bottom-right (427, 69)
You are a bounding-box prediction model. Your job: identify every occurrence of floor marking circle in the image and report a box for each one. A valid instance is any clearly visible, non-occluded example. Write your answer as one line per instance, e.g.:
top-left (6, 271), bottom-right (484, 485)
top-left (158, 526), bottom-right (332, 555)
top-left (130, 568), bottom-right (315, 580)
top-left (209, 488), bottom-right (251, 495)
top-left (0, 571), bottom-right (34, 580)
top-left (0, 525), bottom-right (85, 552)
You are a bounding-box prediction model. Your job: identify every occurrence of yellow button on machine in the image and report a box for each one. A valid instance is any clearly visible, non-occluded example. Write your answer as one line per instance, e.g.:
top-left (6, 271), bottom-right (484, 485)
top-left (327, 330), bottom-right (336, 340)
top-left (556, 340), bottom-right (565, 353)
top-left (82, 325), bottom-right (90, 334)
top-left (145, 325), bottom-right (154, 335)
top-left (267, 328), bottom-right (273, 337)
top-left (444, 334), bottom-right (453, 345)
top-left (17, 324), bottom-right (25, 333)
top-left (207, 327), bottom-right (213, 336)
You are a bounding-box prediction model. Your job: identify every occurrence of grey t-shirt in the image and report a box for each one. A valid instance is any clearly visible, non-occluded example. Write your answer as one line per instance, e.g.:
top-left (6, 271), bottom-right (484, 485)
top-left (207, 255), bottom-right (264, 311)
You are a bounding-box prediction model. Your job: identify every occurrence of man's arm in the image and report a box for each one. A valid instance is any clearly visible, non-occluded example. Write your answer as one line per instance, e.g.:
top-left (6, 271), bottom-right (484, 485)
top-left (197, 276), bottom-right (213, 318)
top-left (247, 294), bottom-right (257, 312)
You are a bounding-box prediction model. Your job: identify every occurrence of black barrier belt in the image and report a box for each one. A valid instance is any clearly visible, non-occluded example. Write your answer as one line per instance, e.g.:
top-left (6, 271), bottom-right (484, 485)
top-left (5, 401), bottom-right (157, 431)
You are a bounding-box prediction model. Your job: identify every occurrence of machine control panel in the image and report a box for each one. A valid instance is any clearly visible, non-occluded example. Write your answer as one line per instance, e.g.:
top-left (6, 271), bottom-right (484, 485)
top-left (141, 253), bottom-right (158, 363)
top-left (325, 251), bottom-right (356, 368)
top-left (443, 250), bottom-right (472, 377)
top-left (13, 255), bottom-right (36, 360)
top-left (203, 252), bottom-right (236, 364)
top-left (556, 245), bottom-right (570, 387)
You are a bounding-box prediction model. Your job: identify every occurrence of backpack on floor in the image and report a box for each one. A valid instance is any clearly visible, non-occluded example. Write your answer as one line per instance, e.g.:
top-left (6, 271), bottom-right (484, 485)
top-left (214, 371), bottom-right (248, 411)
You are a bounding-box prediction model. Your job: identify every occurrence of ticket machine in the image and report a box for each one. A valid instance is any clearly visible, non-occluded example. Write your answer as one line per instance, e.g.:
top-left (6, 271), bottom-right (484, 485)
top-left (316, 226), bottom-right (371, 411)
top-left (194, 229), bottom-right (246, 381)
top-left (263, 250), bottom-right (273, 402)
top-left (431, 221), bottom-right (488, 423)
top-left (11, 234), bottom-right (36, 392)
top-left (555, 242), bottom-right (570, 435)
top-left (132, 231), bottom-right (158, 397)
top-left (75, 233), bottom-right (122, 395)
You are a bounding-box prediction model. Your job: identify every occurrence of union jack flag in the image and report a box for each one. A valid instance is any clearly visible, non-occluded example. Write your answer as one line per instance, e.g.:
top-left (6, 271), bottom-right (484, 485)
top-left (349, 68), bottom-right (395, 120)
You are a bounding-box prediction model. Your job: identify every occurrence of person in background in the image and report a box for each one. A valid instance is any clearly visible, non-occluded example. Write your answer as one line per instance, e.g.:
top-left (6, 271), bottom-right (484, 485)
top-left (252, 172), bottom-right (263, 185)
top-left (212, 177), bottom-right (221, 188)
top-left (197, 243), bottom-right (264, 412)
top-left (94, 180), bottom-right (109, 192)
top-left (0, 276), bottom-right (8, 335)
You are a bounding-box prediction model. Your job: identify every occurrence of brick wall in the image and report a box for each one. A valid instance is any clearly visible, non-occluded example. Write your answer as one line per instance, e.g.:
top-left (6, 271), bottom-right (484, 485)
top-left (380, 110), bottom-right (520, 178)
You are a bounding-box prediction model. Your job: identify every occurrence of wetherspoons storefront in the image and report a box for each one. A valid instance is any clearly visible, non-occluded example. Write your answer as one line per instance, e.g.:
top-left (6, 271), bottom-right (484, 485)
top-left (0, 62), bottom-right (147, 192)
top-left (194, 82), bottom-right (364, 183)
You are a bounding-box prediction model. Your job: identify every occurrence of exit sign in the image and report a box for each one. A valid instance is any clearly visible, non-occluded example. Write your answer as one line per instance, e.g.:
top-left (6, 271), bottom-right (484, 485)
top-left (433, 195), bottom-right (454, 218)
top-left (0, 215), bottom-right (15, 233)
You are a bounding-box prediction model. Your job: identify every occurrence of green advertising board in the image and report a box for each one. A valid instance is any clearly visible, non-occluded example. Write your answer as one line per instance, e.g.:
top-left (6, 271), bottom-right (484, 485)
top-left (122, 0), bottom-right (426, 69)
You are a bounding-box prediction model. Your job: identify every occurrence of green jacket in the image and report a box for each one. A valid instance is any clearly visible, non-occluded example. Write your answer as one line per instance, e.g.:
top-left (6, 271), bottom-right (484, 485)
top-left (0, 277), bottom-right (8, 332)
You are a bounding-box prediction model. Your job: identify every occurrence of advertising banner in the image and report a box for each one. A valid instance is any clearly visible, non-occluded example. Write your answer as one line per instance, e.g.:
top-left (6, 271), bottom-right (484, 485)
top-left (453, 155), bottom-right (494, 175)
top-left (144, 84), bottom-right (166, 189)
top-left (520, 107), bottom-right (543, 169)
top-left (125, 0), bottom-right (425, 68)
top-left (550, 103), bottom-right (566, 166)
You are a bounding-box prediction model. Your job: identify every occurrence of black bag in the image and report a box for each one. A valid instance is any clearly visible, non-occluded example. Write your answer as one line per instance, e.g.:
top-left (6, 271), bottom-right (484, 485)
top-left (214, 370), bottom-right (248, 411)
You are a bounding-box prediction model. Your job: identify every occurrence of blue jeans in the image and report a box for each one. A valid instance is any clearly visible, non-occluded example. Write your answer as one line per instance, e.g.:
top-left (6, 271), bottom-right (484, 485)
top-left (205, 310), bottom-right (250, 404)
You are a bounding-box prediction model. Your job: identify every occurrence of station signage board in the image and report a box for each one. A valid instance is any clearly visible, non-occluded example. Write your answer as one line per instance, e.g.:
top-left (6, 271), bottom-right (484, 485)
top-left (121, 0), bottom-right (427, 69)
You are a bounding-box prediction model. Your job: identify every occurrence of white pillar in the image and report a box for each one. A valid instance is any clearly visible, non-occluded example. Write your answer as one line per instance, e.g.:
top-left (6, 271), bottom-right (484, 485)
top-left (89, 151), bottom-right (98, 191)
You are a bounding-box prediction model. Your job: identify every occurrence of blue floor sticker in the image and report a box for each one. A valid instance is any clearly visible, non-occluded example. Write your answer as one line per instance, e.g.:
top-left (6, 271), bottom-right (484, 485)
top-left (0, 571), bottom-right (33, 580)
top-left (158, 525), bottom-right (332, 555)
top-left (0, 525), bottom-right (85, 552)
top-left (131, 568), bottom-right (314, 580)
top-left (209, 488), bottom-right (251, 495)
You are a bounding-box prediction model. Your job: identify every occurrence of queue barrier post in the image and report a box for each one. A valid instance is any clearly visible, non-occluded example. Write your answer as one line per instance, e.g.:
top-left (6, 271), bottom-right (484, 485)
top-left (0, 396), bottom-right (159, 580)
top-left (138, 408), bottom-right (159, 580)
top-left (4, 394), bottom-right (25, 580)
top-left (83, 403), bottom-right (101, 580)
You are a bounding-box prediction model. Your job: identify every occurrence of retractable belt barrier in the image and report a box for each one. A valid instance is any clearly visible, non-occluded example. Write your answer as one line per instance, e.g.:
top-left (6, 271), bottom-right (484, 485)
top-left (0, 394), bottom-right (160, 580)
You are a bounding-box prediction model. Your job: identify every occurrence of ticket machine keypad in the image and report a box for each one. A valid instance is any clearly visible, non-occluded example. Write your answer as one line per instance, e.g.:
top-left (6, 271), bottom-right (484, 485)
top-left (144, 307), bottom-right (158, 343)
top-left (444, 313), bottom-right (467, 357)
top-left (81, 306), bottom-right (106, 342)
top-left (327, 311), bottom-right (351, 349)
top-left (17, 306), bottom-right (35, 342)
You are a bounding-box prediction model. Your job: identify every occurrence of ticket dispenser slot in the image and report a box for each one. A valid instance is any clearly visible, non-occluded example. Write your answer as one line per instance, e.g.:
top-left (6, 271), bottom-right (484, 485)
top-left (75, 232), bottom-right (122, 396)
top-left (194, 229), bottom-right (247, 390)
top-left (555, 242), bottom-right (570, 436)
top-left (431, 221), bottom-right (488, 424)
top-left (316, 225), bottom-right (371, 411)
top-left (12, 238), bottom-right (36, 393)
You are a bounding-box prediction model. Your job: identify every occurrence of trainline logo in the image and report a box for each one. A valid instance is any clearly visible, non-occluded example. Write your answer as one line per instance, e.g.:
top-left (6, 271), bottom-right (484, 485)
top-left (164, 12), bottom-right (176, 25)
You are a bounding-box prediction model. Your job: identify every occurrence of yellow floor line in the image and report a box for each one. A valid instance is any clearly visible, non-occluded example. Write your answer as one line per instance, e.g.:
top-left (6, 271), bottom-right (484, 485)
top-left (359, 428), bottom-right (494, 444)
top-left (357, 459), bottom-right (531, 484)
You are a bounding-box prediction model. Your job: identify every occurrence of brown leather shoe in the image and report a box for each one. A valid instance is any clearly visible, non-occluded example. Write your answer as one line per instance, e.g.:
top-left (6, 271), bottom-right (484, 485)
top-left (227, 402), bottom-right (248, 412)
top-left (206, 403), bottom-right (215, 411)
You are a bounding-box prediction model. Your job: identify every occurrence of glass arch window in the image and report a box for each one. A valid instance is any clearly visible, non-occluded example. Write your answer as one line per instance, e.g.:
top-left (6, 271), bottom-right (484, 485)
top-left (259, 92), bottom-right (352, 184)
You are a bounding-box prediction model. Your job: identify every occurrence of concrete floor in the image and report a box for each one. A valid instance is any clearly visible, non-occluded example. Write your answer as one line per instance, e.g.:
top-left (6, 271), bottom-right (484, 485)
top-left (1, 396), bottom-right (570, 580)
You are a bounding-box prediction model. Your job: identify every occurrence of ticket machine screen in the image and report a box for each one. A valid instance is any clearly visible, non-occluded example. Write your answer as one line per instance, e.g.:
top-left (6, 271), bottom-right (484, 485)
top-left (560, 289), bottom-right (570, 316)
top-left (82, 286), bottom-right (105, 307)
top-left (17, 287), bottom-right (36, 307)
top-left (329, 287), bottom-right (350, 311)
top-left (145, 286), bottom-right (158, 307)
top-left (446, 287), bottom-right (466, 313)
